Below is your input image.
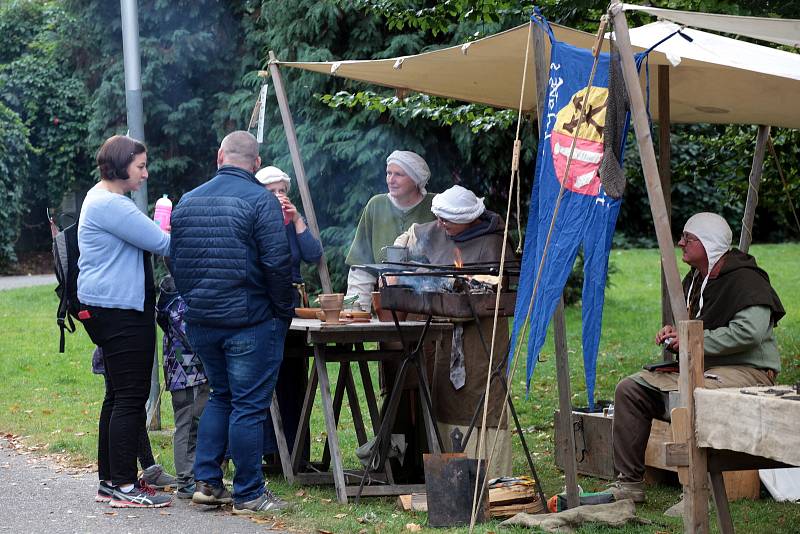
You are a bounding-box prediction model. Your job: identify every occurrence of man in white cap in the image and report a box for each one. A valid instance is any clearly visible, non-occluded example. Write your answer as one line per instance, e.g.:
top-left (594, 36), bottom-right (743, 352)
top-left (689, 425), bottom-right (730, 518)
top-left (393, 185), bottom-right (516, 478)
top-left (345, 150), bottom-right (436, 310)
top-left (606, 212), bottom-right (785, 512)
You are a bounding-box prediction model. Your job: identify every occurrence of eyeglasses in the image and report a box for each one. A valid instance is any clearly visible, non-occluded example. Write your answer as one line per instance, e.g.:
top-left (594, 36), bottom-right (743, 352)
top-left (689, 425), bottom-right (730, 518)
top-left (436, 216), bottom-right (454, 225)
top-left (679, 233), bottom-right (700, 244)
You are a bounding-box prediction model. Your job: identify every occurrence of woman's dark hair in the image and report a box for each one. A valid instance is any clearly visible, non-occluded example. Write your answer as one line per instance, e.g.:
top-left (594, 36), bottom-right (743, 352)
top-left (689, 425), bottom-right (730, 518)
top-left (96, 135), bottom-right (147, 181)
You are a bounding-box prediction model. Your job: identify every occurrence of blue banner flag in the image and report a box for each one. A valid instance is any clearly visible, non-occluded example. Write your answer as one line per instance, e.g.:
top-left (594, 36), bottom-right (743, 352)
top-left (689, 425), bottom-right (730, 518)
top-left (509, 28), bottom-right (631, 410)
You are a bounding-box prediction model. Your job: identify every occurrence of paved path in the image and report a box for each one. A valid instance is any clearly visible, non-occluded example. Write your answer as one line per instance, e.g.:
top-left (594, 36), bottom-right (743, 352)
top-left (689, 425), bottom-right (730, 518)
top-left (0, 274), bottom-right (57, 290)
top-left (0, 437), bottom-right (291, 534)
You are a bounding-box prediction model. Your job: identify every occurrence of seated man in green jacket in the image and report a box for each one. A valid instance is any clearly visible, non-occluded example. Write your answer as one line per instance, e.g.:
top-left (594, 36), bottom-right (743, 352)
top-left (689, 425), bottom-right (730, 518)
top-left (607, 212), bottom-right (785, 512)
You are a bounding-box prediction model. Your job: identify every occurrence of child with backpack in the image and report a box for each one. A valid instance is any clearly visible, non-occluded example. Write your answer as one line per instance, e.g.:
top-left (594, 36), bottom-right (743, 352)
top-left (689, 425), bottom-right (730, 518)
top-left (156, 274), bottom-right (209, 499)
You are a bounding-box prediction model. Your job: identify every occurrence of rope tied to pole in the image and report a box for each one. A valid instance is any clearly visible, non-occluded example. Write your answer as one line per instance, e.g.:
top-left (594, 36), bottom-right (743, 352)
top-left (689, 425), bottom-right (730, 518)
top-left (468, 11), bottom-right (609, 530)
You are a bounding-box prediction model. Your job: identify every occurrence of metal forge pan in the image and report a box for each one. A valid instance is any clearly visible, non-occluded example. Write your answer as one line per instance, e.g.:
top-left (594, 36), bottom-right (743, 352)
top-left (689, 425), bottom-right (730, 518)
top-left (379, 285), bottom-right (516, 318)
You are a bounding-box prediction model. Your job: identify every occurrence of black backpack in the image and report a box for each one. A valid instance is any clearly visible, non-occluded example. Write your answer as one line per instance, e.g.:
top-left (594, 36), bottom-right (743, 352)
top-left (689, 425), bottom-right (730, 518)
top-left (49, 210), bottom-right (81, 352)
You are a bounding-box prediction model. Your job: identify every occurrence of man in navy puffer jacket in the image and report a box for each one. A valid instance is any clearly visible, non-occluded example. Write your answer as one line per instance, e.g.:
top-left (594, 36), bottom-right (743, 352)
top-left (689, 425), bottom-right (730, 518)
top-left (170, 130), bottom-right (294, 514)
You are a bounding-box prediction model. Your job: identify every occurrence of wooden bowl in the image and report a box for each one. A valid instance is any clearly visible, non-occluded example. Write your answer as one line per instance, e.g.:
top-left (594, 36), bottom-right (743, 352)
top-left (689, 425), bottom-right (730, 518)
top-left (340, 310), bottom-right (371, 321)
top-left (294, 307), bottom-right (321, 319)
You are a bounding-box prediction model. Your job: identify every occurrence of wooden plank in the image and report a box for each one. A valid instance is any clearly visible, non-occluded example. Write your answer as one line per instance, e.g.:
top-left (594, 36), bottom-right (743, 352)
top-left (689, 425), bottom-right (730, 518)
top-left (658, 64), bottom-right (675, 359)
top-left (665, 442), bottom-right (688, 467)
top-left (313, 345), bottom-right (348, 503)
top-left (553, 298), bottom-right (579, 509)
top-left (397, 493), bottom-right (428, 512)
top-left (490, 500), bottom-right (544, 518)
top-left (321, 361), bottom-right (349, 471)
top-left (291, 364), bottom-right (318, 474)
top-left (608, 3), bottom-right (688, 324)
top-left (721, 471), bottom-right (760, 501)
top-left (269, 390), bottom-right (295, 483)
top-left (679, 320), bottom-right (709, 534)
top-left (267, 52), bottom-right (332, 293)
top-left (670, 406), bottom-right (690, 486)
top-left (489, 485), bottom-right (536, 505)
top-left (645, 418), bottom-right (677, 473)
top-left (710, 471), bottom-right (735, 534)
top-left (739, 125), bottom-right (770, 253)
top-left (344, 363), bottom-right (369, 445)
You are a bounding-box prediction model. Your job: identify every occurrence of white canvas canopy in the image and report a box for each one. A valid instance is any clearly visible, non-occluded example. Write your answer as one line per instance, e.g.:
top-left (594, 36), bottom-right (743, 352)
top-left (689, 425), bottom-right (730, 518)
top-left (622, 3), bottom-right (800, 48)
top-left (277, 16), bottom-right (800, 128)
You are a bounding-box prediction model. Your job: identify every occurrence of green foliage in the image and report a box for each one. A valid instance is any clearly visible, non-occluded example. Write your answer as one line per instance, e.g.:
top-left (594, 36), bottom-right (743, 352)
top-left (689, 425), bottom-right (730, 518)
top-left (0, 0), bottom-right (91, 254)
top-left (0, 102), bottom-right (30, 267)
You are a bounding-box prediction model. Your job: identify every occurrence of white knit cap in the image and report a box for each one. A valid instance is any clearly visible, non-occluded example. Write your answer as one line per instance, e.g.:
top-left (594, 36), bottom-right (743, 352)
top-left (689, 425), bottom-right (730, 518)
top-left (386, 150), bottom-right (431, 195)
top-left (683, 212), bottom-right (732, 316)
top-left (255, 166), bottom-right (291, 191)
top-left (431, 185), bottom-right (486, 224)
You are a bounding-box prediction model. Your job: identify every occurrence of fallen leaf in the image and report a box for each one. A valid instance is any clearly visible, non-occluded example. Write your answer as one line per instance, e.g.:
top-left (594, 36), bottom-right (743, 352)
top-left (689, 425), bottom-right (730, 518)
top-left (74, 432), bottom-right (86, 437)
top-left (104, 511), bottom-right (117, 516)
top-left (405, 523), bottom-right (422, 531)
top-left (317, 530), bottom-right (334, 534)
top-left (159, 511), bottom-right (171, 516)
top-left (334, 513), bottom-right (347, 518)
top-left (321, 498), bottom-right (332, 504)
top-left (295, 490), bottom-right (306, 497)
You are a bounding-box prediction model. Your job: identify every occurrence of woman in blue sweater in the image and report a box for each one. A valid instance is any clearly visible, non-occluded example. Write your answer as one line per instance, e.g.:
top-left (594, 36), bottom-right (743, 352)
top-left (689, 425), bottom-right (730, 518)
top-left (255, 166), bottom-right (323, 465)
top-left (77, 135), bottom-right (172, 508)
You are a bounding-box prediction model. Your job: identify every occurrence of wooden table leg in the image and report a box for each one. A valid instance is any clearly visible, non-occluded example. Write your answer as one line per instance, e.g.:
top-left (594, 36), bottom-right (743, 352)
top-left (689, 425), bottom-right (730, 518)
top-left (358, 361), bottom-right (380, 432)
top-left (344, 364), bottom-right (368, 445)
top-left (270, 390), bottom-right (295, 483)
top-left (314, 345), bottom-right (348, 503)
top-left (322, 362), bottom-right (349, 470)
top-left (292, 362), bottom-right (318, 475)
top-left (710, 470), bottom-right (735, 534)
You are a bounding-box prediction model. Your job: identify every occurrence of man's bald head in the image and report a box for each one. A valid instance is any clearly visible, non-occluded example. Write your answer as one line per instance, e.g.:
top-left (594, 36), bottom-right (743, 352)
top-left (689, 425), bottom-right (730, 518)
top-left (218, 130), bottom-right (261, 172)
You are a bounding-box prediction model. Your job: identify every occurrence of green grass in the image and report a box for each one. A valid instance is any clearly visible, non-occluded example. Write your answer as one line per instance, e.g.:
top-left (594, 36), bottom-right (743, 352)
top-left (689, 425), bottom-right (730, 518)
top-left (1, 243), bottom-right (799, 533)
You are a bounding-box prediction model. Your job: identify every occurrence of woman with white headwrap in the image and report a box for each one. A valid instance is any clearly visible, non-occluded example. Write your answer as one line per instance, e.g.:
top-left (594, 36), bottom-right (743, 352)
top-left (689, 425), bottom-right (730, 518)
top-left (255, 165), bottom-right (323, 467)
top-left (345, 150), bottom-right (437, 310)
top-left (606, 212), bottom-right (785, 510)
top-left (393, 185), bottom-right (517, 479)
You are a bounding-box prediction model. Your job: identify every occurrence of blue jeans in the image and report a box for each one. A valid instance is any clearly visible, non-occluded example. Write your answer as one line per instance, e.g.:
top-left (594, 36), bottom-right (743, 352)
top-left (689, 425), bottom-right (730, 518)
top-left (187, 317), bottom-right (288, 503)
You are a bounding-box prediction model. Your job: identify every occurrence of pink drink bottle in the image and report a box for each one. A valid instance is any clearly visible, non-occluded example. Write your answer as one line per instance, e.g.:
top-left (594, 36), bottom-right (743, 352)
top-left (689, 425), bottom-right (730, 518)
top-left (153, 194), bottom-right (172, 231)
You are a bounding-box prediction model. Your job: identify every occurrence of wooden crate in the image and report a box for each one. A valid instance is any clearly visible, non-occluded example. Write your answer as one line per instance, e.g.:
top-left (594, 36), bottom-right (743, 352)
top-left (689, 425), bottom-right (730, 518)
top-left (554, 410), bottom-right (615, 480)
top-left (554, 411), bottom-right (760, 500)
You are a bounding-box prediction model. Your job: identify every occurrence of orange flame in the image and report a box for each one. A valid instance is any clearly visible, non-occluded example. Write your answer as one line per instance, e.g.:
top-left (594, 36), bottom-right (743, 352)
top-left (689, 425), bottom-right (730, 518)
top-left (453, 248), bottom-right (463, 269)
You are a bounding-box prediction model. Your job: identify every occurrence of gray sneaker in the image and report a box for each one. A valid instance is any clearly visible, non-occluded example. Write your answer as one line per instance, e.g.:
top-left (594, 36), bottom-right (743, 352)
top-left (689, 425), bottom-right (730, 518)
top-left (232, 489), bottom-right (290, 515)
top-left (192, 480), bottom-right (233, 505)
top-left (141, 464), bottom-right (177, 490)
top-left (604, 480), bottom-right (646, 503)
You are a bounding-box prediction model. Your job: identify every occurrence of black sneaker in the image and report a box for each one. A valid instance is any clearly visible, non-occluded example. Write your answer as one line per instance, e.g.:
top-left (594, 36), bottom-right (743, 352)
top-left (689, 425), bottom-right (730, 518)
top-left (110, 481), bottom-right (172, 508)
top-left (232, 488), bottom-right (290, 515)
top-left (141, 464), bottom-right (177, 490)
top-left (95, 481), bottom-right (114, 503)
top-left (192, 480), bottom-right (233, 505)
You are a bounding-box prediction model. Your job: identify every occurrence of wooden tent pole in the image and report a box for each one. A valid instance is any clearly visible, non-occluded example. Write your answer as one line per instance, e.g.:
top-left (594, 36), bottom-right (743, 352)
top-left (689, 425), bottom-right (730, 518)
top-left (658, 66), bottom-right (675, 357)
top-left (267, 51), bottom-right (333, 294)
top-left (739, 125), bottom-right (770, 253)
top-left (532, 20), bottom-right (580, 509)
top-left (609, 3), bottom-right (688, 324)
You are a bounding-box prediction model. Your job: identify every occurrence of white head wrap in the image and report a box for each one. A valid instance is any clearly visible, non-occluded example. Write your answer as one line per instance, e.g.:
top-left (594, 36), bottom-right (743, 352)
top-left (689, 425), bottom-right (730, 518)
top-left (386, 150), bottom-right (431, 195)
top-left (683, 212), bottom-right (732, 316)
top-left (255, 166), bottom-right (291, 192)
top-left (431, 185), bottom-right (486, 224)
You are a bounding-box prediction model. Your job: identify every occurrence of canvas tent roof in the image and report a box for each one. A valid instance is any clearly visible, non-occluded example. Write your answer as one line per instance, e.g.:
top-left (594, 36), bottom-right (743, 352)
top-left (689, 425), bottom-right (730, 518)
top-left (277, 16), bottom-right (800, 129)
top-left (622, 4), bottom-right (800, 48)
